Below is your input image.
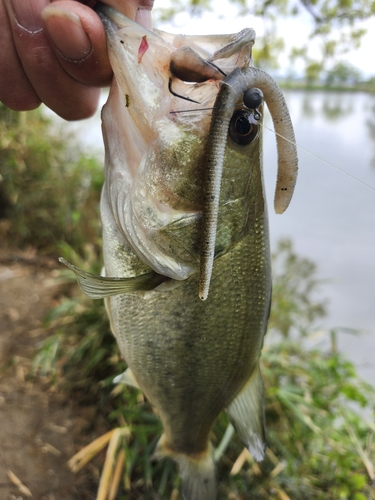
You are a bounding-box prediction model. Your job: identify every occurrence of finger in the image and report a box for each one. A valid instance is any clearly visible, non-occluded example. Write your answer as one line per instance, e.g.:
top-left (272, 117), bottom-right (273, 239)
top-left (42, 1), bottom-right (112, 88)
top-left (135, 0), bottom-right (154, 30)
top-left (1, 0), bottom-right (155, 118)
top-left (0, 0), bottom-right (41, 110)
top-left (100, 0), bottom-right (154, 28)
top-left (41, 0), bottom-right (155, 91)
top-left (4, 0), bottom-right (100, 120)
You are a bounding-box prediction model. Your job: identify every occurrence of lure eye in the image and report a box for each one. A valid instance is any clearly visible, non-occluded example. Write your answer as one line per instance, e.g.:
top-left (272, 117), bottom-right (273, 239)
top-left (229, 109), bottom-right (259, 145)
top-left (243, 87), bottom-right (264, 110)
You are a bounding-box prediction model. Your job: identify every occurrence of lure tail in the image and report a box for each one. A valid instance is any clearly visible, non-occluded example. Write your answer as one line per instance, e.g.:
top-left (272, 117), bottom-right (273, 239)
top-left (153, 437), bottom-right (217, 500)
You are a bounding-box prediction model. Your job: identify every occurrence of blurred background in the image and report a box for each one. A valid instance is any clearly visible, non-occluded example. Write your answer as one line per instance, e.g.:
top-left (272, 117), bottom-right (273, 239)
top-left (0, 0), bottom-right (374, 498)
top-left (154, 0), bottom-right (375, 386)
top-left (50, 0), bottom-right (375, 386)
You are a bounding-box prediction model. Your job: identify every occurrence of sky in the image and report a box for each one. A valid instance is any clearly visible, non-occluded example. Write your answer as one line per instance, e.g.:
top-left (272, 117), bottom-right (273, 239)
top-left (153, 0), bottom-right (375, 77)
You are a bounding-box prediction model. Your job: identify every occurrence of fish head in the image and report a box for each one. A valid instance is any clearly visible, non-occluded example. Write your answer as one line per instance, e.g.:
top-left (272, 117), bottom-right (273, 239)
top-left (98, 7), bottom-right (297, 299)
top-left (99, 6), bottom-right (257, 281)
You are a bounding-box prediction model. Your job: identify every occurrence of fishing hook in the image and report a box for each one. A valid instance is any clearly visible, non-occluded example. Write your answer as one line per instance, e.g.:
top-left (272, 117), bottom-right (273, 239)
top-left (168, 79), bottom-right (200, 104)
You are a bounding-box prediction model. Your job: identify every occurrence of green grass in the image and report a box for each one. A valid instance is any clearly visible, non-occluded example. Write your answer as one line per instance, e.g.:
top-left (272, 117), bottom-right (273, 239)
top-left (0, 104), bottom-right (103, 256)
top-left (2, 104), bottom-right (373, 499)
top-left (33, 240), bottom-right (375, 500)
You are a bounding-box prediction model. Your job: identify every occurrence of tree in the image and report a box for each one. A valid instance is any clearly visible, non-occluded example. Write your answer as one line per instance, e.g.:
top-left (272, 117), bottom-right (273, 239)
top-left (155, 0), bottom-right (375, 80)
top-left (325, 61), bottom-right (362, 85)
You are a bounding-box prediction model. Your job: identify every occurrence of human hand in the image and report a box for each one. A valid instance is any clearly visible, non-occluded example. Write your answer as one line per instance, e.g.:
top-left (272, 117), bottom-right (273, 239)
top-left (0, 0), bottom-right (154, 120)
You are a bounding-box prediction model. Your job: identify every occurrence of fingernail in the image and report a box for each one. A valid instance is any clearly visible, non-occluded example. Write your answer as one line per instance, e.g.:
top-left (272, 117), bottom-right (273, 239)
top-left (12, 0), bottom-right (47, 33)
top-left (135, 8), bottom-right (153, 31)
top-left (42, 6), bottom-right (92, 61)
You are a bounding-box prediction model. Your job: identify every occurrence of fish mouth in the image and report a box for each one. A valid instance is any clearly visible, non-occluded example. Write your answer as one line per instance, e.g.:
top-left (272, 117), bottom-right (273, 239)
top-left (97, 5), bottom-right (298, 300)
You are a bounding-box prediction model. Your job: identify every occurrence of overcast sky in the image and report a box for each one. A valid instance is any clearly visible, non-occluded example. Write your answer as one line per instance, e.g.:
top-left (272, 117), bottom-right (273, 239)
top-left (154, 0), bottom-right (375, 77)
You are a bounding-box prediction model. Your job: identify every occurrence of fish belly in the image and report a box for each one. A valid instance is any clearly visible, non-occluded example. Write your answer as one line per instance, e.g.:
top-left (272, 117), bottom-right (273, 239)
top-left (101, 189), bottom-right (271, 456)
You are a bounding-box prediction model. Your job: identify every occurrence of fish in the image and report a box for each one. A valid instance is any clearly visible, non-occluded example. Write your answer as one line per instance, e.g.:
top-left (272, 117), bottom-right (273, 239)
top-left (61, 4), bottom-right (298, 499)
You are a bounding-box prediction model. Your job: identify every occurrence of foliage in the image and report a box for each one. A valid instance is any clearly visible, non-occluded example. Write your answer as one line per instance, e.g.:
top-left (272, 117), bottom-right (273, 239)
top-left (0, 104), bottom-right (103, 255)
top-left (269, 239), bottom-right (326, 337)
top-left (154, 0), bottom-right (375, 81)
top-left (33, 239), bottom-right (375, 499)
top-left (325, 61), bottom-right (362, 85)
top-left (2, 103), bottom-right (374, 499)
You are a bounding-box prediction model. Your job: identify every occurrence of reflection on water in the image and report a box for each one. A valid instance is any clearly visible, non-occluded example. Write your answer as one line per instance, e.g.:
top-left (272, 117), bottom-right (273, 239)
top-left (263, 90), bottom-right (375, 386)
top-left (301, 92), bottom-right (354, 122)
top-left (50, 89), bottom-right (375, 386)
top-left (366, 102), bottom-right (375, 168)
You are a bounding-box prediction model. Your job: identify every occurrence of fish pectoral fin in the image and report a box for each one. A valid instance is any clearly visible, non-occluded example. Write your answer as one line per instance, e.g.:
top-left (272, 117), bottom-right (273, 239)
top-left (58, 258), bottom-right (166, 299)
top-left (226, 363), bottom-right (266, 462)
top-left (153, 436), bottom-right (217, 500)
top-left (113, 368), bottom-right (140, 389)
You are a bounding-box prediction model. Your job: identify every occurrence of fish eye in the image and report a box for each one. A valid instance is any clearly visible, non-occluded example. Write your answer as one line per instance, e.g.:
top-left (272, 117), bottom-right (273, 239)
top-left (229, 109), bottom-right (259, 146)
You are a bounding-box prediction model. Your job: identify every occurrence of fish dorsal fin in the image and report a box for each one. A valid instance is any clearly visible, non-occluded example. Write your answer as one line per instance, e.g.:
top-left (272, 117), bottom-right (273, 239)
top-left (59, 258), bottom-right (165, 299)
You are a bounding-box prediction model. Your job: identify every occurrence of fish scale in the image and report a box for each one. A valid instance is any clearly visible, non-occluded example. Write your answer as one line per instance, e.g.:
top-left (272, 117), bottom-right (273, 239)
top-left (101, 141), bottom-right (271, 454)
top-left (105, 230), bottom-right (271, 453)
top-left (62, 5), bottom-right (298, 498)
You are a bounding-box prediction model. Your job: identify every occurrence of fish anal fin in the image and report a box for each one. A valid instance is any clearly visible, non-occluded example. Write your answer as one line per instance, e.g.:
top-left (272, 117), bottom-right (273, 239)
top-left (153, 435), bottom-right (217, 500)
top-left (113, 367), bottom-right (140, 389)
top-left (226, 363), bottom-right (266, 462)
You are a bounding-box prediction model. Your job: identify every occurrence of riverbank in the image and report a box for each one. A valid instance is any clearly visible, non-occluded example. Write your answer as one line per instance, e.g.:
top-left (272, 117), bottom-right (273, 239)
top-left (0, 249), bottom-right (101, 498)
top-left (279, 80), bottom-right (375, 93)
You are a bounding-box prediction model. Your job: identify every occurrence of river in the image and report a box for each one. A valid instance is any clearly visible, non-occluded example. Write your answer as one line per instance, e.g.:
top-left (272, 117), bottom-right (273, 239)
top-left (264, 90), bottom-right (375, 386)
top-left (49, 89), bottom-right (375, 387)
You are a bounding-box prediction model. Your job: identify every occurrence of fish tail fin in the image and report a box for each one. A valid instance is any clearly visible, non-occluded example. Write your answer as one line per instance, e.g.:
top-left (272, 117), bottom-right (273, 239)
top-left (153, 436), bottom-right (217, 500)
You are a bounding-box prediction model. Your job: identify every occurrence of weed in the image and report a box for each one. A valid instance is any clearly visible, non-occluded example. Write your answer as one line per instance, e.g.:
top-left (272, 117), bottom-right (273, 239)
top-left (2, 103), bottom-right (373, 499)
top-left (0, 104), bottom-right (102, 255)
top-left (33, 240), bottom-right (375, 499)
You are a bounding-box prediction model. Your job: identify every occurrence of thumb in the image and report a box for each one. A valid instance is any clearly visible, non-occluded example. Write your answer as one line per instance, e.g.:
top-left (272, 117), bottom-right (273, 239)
top-left (100, 0), bottom-right (154, 29)
top-left (42, 0), bottom-right (112, 88)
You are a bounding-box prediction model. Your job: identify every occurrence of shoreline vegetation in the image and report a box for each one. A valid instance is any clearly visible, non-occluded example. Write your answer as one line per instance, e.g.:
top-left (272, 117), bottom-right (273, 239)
top-left (271, 62), bottom-right (375, 93)
top-left (279, 79), bottom-right (375, 93)
top-left (1, 103), bottom-right (374, 498)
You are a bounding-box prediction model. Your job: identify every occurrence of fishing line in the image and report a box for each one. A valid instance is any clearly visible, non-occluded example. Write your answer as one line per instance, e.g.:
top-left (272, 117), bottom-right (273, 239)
top-left (170, 107), bottom-right (215, 114)
top-left (170, 107), bottom-right (375, 193)
top-left (261, 122), bottom-right (375, 194)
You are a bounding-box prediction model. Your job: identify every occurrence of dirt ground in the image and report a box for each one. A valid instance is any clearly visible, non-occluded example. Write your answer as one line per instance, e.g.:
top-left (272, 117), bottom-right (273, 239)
top-left (0, 248), bottom-right (101, 499)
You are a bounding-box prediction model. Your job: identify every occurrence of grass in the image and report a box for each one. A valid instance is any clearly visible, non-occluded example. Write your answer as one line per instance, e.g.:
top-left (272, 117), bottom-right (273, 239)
top-left (32, 240), bottom-right (375, 500)
top-left (0, 104), bottom-right (103, 256)
top-left (1, 104), bottom-right (374, 499)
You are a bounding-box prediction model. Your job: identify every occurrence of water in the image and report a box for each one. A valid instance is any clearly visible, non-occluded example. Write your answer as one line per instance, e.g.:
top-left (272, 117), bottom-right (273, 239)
top-left (51, 89), bottom-right (375, 386)
top-left (263, 90), bottom-right (375, 385)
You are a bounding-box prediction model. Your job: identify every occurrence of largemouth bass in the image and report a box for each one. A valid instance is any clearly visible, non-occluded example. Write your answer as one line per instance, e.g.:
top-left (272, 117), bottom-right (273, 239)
top-left (62, 5), bottom-right (298, 499)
